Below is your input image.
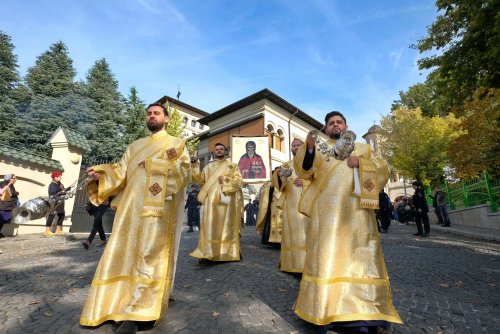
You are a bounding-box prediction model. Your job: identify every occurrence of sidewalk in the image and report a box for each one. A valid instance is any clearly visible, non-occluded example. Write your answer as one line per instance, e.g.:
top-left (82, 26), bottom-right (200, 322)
top-left (430, 223), bottom-right (500, 242)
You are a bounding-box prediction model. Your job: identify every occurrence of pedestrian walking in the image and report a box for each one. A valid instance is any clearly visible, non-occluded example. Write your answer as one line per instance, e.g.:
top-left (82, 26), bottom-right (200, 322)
top-left (82, 198), bottom-right (110, 249)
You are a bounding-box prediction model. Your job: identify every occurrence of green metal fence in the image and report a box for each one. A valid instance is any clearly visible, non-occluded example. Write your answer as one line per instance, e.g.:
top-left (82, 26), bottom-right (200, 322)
top-left (426, 174), bottom-right (499, 213)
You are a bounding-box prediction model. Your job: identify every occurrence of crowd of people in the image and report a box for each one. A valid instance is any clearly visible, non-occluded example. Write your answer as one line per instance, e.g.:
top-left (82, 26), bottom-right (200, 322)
top-left (1, 104), bottom-right (454, 334)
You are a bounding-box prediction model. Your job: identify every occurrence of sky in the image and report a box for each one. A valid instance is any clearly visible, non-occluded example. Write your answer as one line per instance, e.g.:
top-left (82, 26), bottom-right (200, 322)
top-left (0, 0), bottom-right (439, 136)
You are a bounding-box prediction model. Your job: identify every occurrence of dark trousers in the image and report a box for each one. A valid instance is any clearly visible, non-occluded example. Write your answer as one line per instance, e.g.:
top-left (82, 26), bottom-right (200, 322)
top-left (46, 212), bottom-right (64, 227)
top-left (415, 211), bottom-right (430, 234)
top-left (379, 211), bottom-right (391, 230)
top-left (87, 205), bottom-right (107, 243)
top-left (434, 208), bottom-right (444, 224)
top-left (437, 205), bottom-right (451, 225)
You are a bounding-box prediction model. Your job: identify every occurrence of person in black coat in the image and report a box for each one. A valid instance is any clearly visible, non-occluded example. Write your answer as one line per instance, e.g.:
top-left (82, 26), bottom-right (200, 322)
top-left (184, 185), bottom-right (200, 232)
top-left (412, 181), bottom-right (430, 237)
top-left (0, 174), bottom-right (19, 238)
top-left (45, 171), bottom-right (69, 235)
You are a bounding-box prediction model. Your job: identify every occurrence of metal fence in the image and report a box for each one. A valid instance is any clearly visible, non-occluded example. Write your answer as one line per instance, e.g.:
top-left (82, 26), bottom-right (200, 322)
top-left (70, 159), bottom-right (116, 233)
top-left (426, 174), bottom-right (499, 213)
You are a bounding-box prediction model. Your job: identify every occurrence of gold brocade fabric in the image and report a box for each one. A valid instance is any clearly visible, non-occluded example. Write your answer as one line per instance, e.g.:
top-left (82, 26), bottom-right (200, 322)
top-left (292, 142), bottom-right (402, 325)
top-left (190, 159), bottom-right (243, 261)
top-left (271, 162), bottom-right (310, 273)
top-left (267, 178), bottom-right (283, 244)
top-left (80, 132), bottom-right (191, 327)
top-left (255, 181), bottom-right (271, 235)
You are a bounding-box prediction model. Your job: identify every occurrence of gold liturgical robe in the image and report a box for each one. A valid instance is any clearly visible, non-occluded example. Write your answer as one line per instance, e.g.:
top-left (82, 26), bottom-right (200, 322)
top-left (292, 140), bottom-right (402, 325)
top-left (271, 162), bottom-right (310, 273)
top-left (267, 174), bottom-right (283, 244)
top-left (190, 159), bottom-right (243, 261)
top-left (255, 181), bottom-right (271, 235)
top-left (80, 132), bottom-right (191, 327)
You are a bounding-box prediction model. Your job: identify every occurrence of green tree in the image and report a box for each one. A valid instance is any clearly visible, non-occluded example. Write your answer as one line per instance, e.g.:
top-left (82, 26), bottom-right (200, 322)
top-left (85, 58), bottom-right (126, 161)
top-left (0, 31), bottom-right (21, 144)
top-left (448, 88), bottom-right (500, 178)
top-left (164, 102), bottom-right (199, 154)
top-left (124, 87), bottom-right (148, 145)
top-left (16, 42), bottom-right (90, 155)
top-left (26, 41), bottom-right (76, 97)
top-left (414, 0), bottom-right (500, 109)
top-left (379, 107), bottom-right (464, 184)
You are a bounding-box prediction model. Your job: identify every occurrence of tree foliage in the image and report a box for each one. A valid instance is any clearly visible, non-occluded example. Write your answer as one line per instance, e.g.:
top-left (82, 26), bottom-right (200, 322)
top-left (165, 102), bottom-right (199, 154)
top-left (26, 41), bottom-right (76, 97)
top-left (379, 108), bottom-right (464, 184)
top-left (85, 58), bottom-right (126, 161)
top-left (448, 88), bottom-right (500, 178)
top-left (124, 87), bottom-right (148, 145)
top-left (0, 31), bottom-right (21, 144)
top-left (413, 0), bottom-right (500, 110)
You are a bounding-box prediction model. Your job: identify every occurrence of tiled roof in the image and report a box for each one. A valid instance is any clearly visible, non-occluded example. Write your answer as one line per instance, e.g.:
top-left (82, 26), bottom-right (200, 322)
top-left (0, 144), bottom-right (64, 171)
top-left (59, 127), bottom-right (91, 152)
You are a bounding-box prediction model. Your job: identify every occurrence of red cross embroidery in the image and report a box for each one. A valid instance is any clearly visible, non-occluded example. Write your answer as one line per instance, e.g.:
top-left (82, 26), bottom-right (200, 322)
top-left (149, 183), bottom-right (162, 196)
top-left (363, 179), bottom-right (375, 192)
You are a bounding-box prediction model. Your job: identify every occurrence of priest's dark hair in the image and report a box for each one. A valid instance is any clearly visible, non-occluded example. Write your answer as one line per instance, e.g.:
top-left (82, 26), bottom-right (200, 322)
top-left (146, 103), bottom-right (168, 116)
top-left (324, 111), bottom-right (346, 125)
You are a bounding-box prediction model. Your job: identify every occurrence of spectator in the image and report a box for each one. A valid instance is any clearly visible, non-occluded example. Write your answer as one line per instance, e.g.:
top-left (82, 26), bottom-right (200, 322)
top-left (0, 174), bottom-right (19, 238)
top-left (412, 181), bottom-right (430, 237)
top-left (435, 187), bottom-right (452, 227)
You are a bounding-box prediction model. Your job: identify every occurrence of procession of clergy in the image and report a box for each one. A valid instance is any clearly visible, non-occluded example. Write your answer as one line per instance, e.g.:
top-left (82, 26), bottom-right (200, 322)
top-left (80, 103), bottom-right (402, 334)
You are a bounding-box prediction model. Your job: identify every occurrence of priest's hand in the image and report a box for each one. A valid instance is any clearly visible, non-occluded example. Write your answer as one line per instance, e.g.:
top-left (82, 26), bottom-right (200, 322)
top-left (138, 160), bottom-right (145, 167)
top-left (190, 156), bottom-right (198, 163)
top-left (218, 176), bottom-right (223, 184)
top-left (306, 132), bottom-right (316, 150)
top-left (293, 178), bottom-right (303, 187)
top-left (86, 167), bottom-right (102, 181)
top-left (346, 156), bottom-right (359, 168)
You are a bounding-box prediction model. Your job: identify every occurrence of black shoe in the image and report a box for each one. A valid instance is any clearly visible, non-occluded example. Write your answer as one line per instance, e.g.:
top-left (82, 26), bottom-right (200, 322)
top-left (422, 233), bottom-right (430, 237)
top-left (381, 229), bottom-right (388, 233)
top-left (115, 321), bottom-right (138, 334)
top-left (0, 233), bottom-right (5, 238)
top-left (413, 233), bottom-right (423, 236)
top-left (82, 241), bottom-right (90, 249)
top-left (187, 229), bottom-right (194, 233)
top-left (443, 224), bottom-right (451, 227)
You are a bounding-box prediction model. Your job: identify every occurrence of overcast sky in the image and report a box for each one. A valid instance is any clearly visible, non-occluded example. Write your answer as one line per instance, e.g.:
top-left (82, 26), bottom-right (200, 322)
top-left (1, 0), bottom-right (438, 136)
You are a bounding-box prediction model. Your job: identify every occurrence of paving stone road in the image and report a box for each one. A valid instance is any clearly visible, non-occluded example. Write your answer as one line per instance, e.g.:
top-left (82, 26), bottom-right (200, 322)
top-left (1, 223), bottom-right (500, 334)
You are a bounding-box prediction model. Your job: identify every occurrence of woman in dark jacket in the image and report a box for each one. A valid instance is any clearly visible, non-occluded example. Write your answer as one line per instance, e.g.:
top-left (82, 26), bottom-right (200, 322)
top-left (45, 171), bottom-right (67, 235)
top-left (0, 174), bottom-right (19, 238)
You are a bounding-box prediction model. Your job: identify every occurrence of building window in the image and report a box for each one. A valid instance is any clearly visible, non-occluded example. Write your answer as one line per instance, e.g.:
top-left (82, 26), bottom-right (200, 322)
top-left (182, 117), bottom-right (188, 125)
top-left (199, 124), bottom-right (204, 130)
top-left (275, 129), bottom-right (284, 152)
top-left (191, 120), bottom-right (196, 127)
top-left (266, 124), bottom-right (275, 149)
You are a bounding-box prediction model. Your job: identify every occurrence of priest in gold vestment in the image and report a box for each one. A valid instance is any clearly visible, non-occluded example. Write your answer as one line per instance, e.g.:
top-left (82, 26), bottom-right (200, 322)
top-left (272, 138), bottom-right (310, 273)
top-left (80, 103), bottom-right (191, 334)
top-left (293, 111), bottom-right (402, 334)
top-left (190, 143), bottom-right (243, 262)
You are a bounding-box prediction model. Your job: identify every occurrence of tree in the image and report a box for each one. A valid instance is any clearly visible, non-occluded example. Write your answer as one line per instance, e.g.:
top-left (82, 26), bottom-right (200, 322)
top-left (15, 42), bottom-right (91, 155)
top-left (448, 88), bottom-right (500, 178)
top-left (85, 58), bottom-right (126, 161)
top-left (379, 107), bottom-right (464, 184)
top-left (26, 41), bottom-right (76, 97)
top-left (414, 0), bottom-right (500, 109)
top-left (0, 31), bottom-right (21, 144)
top-left (165, 102), bottom-right (199, 154)
top-left (124, 87), bottom-right (148, 145)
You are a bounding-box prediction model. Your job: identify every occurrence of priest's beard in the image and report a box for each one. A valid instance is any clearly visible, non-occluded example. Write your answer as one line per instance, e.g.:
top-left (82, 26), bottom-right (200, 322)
top-left (328, 132), bottom-right (341, 139)
top-left (147, 121), bottom-right (165, 132)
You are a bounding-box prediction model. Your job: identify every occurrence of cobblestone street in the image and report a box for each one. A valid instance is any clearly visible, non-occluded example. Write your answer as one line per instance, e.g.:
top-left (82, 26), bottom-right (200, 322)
top-left (1, 223), bottom-right (500, 334)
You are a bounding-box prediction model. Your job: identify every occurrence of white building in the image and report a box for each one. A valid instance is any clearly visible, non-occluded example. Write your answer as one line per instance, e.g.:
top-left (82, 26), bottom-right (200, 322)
top-left (156, 96), bottom-right (209, 137)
